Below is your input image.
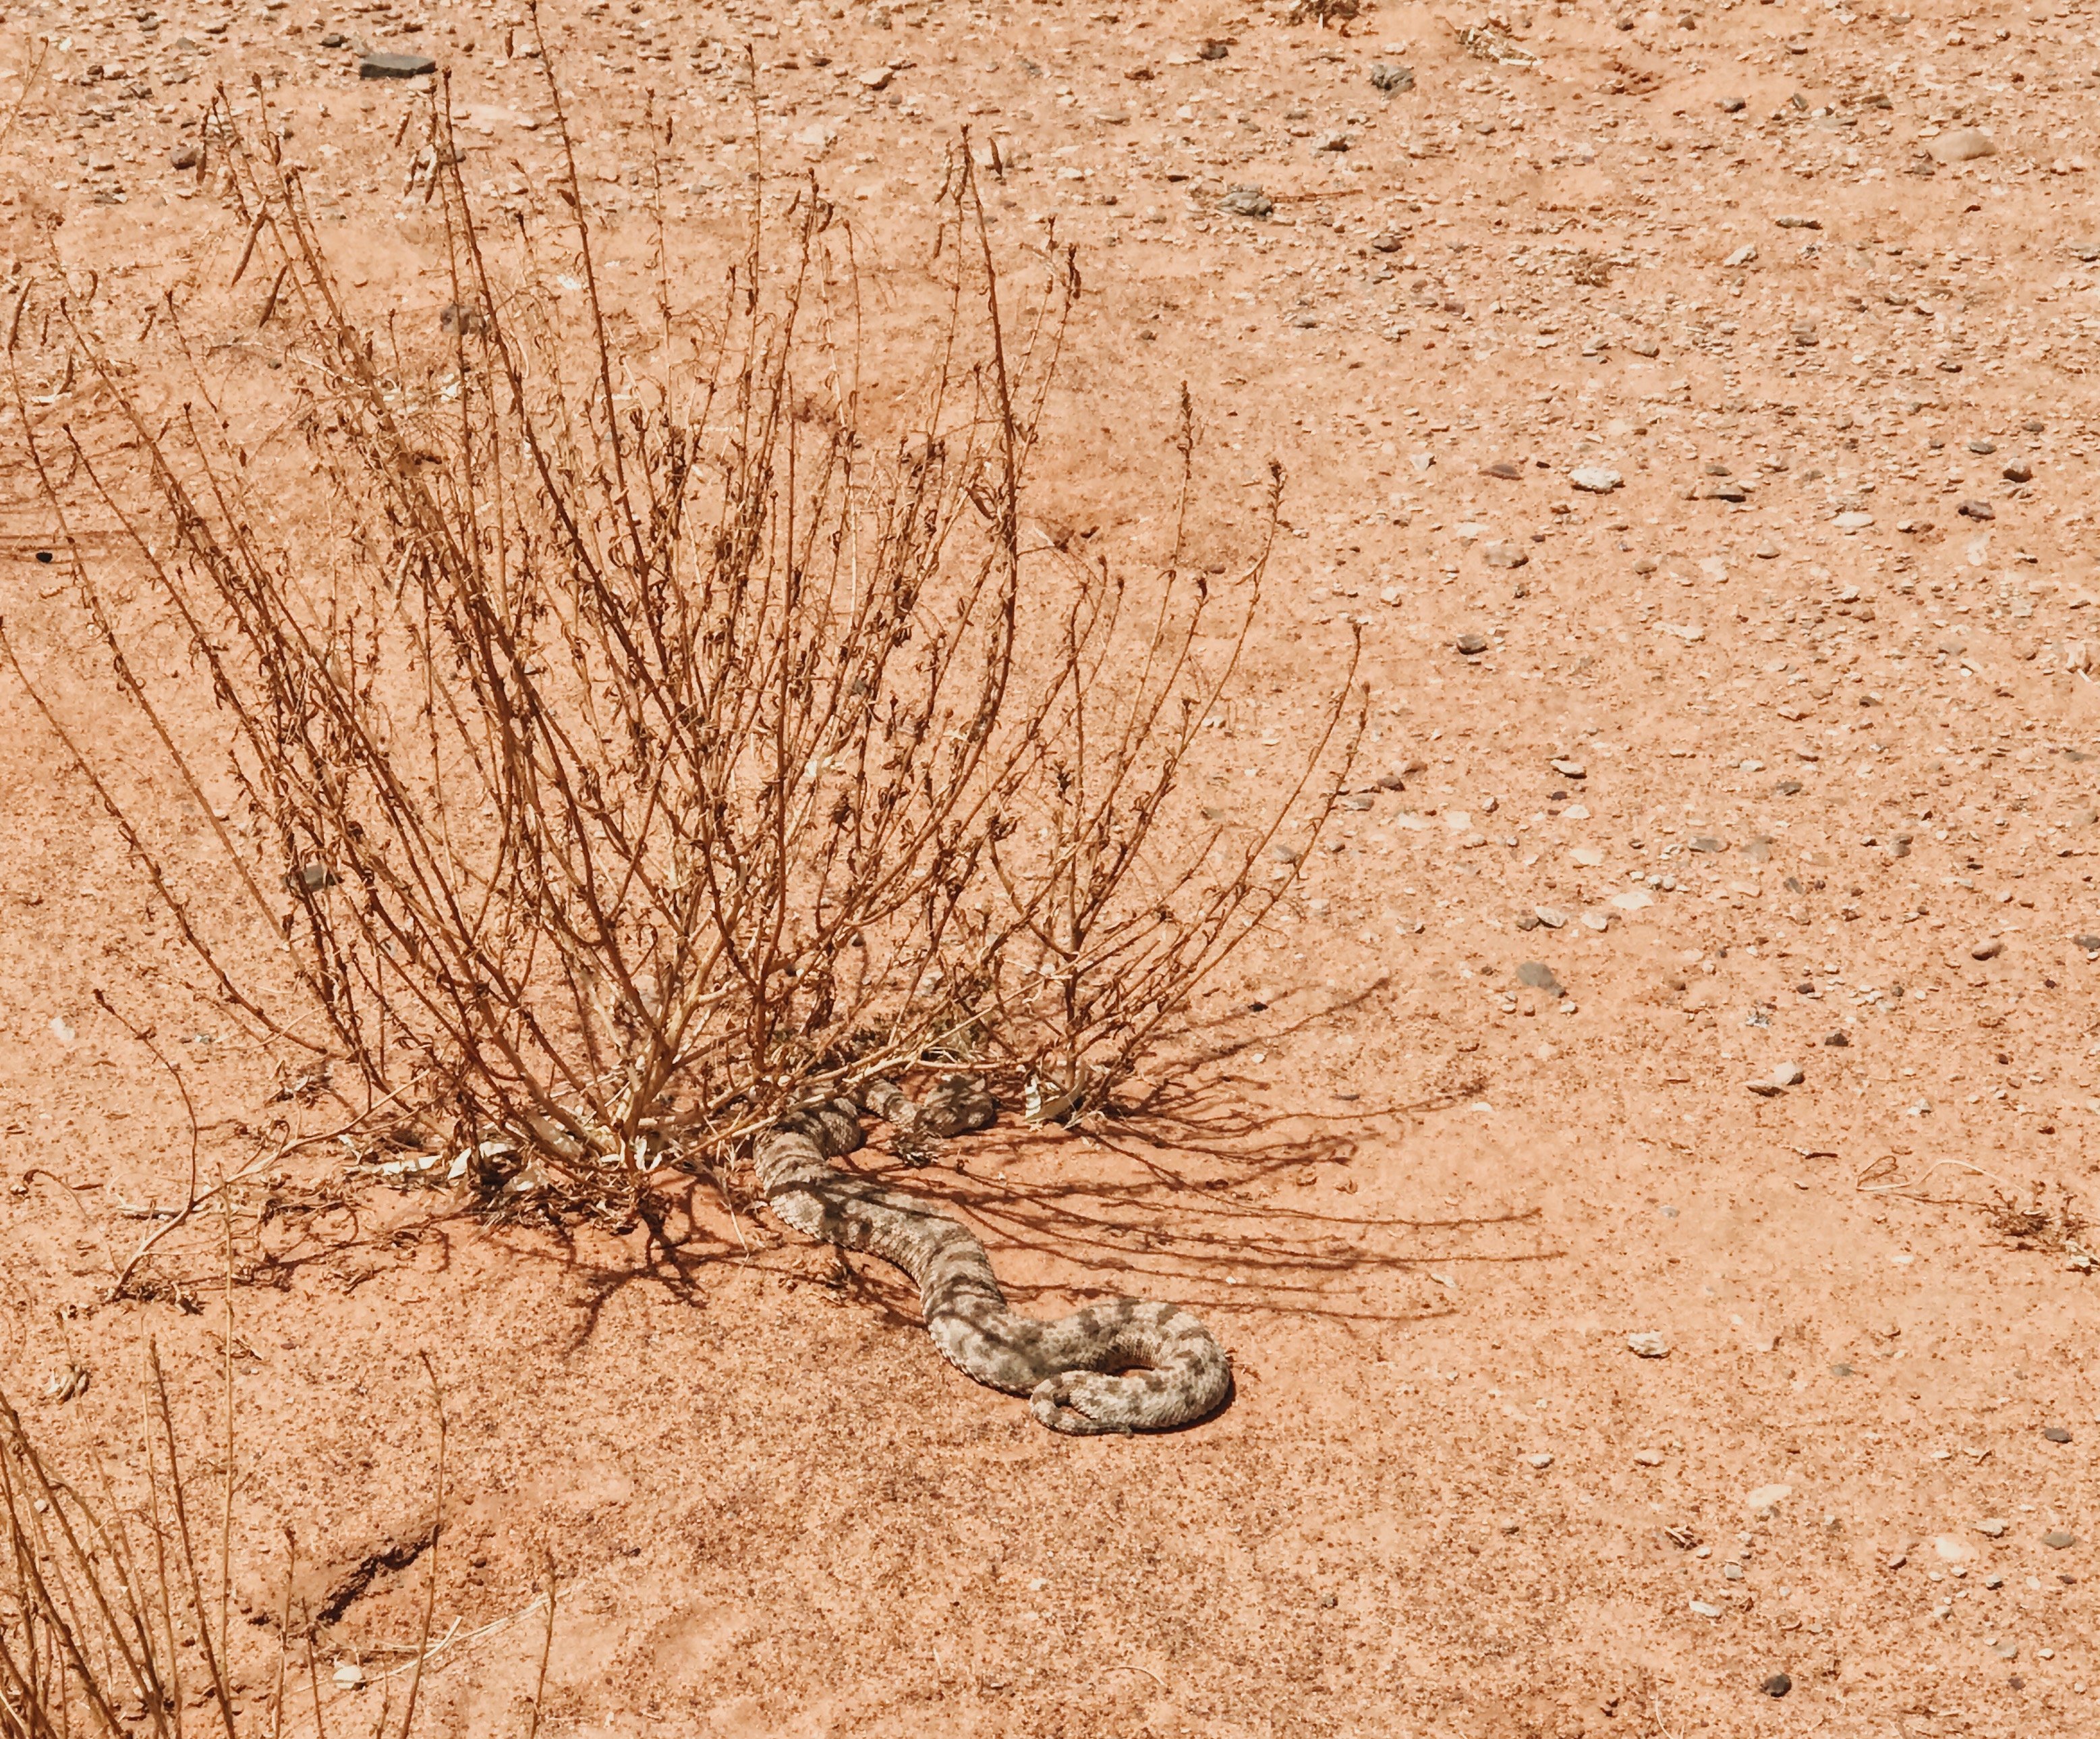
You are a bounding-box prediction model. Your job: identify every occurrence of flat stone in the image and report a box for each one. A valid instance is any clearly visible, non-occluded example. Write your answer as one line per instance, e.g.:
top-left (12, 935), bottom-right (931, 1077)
top-left (1976, 1517), bottom-right (2009, 1539)
top-left (1570, 847), bottom-right (1604, 867)
top-left (1627, 1332), bottom-right (1669, 1359)
top-left (1970, 937), bottom-right (2003, 961)
top-left (1633, 1449), bottom-right (1664, 1466)
top-left (1526, 1452), bottom-right (1554, 1469)
top-left (1571, 466), bottom-right (1623, 494)
top-left (1958, 500), bottom-right (1996, 521)
top-left (1835, 511), bottom-right (1875, 530)
top-left (857, 65), bottom-right (895, 88)
top-left (1688, 835), bottom-right (1726, 853)
top-left (1745, 1482), bottom-right (1793, 1514)
top-left (2043, 1425), bottom-right (2074, 1444)
top-left (1689, 1599), bottom-right (1722, 1618)
top-left (1455, 631), bottom-right (1491, 655)
top-left (2044, 1531), bottom-right (2078, 1549)
top-left (1482, 541), bottom-right (1529, 569)
top-left (1531, 908), bottom-right (1567, 930)
top-left (1724, 244), bottom-right (1757, 268)
top-left (1581, 911), bottom-right (1610, 932)
top-left (359, 49), bottom-right (438, 76)
top-left (1482, 459), bottom-right (1522, 480)
top-left (1770, 1061), bottom-right (1804, 1087)
top-left (1931, 127), bottom-right (1997, 163)
top-left (1550, 759), bottom-right (1586, 778)
top-left (1609, 888), bottom-right (1655, 911)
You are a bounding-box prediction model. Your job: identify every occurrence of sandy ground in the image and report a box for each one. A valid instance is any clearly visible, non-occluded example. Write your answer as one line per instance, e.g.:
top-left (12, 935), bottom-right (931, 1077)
top-left (5, 0), bottom-right (2100, 1732)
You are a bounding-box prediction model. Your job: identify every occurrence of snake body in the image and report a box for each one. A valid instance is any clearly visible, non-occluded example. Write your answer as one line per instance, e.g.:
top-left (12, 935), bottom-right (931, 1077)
top-left (755, 1081), bottom-right (1231, 1435)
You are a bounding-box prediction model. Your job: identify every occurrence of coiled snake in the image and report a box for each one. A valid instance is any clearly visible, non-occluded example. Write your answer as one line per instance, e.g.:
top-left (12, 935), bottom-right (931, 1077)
top-left (755, 1079), bottom-right (1231, 1435)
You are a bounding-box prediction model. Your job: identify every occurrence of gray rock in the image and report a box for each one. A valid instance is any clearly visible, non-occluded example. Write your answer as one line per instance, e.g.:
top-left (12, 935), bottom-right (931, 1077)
top-left (1369, 61), bottom-right (1415, 92)
top-left (1688, 835), bottom-right (1726, 853)
top-left (359, 49), bottom-right (438, 76)
top-left (1219, 184), bottom-right (1272, 218)
top-left (2043, 1425), bottom-right (2073, 1444)
top-left (1516, 961), bottom-right (1564, 996)
top-left (1958, 500), bottom-right (1996, 521)
top-left (320, 29), bottom-right (346, 46)
top-left (170, 142), bottom-right (200, 169)
top-left (2043, 1531), bottom-right (2078, 1549)
top-left (1455, 630), bottom-right (1490, 655)
top-left (1968, 437), bottom-right (1998, 455)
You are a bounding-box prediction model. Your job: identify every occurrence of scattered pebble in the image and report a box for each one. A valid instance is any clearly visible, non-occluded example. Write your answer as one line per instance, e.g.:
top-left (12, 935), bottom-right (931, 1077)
top-left (1571, 467), bottom-right (1624, 494)
top-left (2043, 1426), bottom-right (2074, 1445)
top-left (1761, 1672), bottom-right (1792, 1699)
top-left (1219, 184), bottom-right (1273, 218)
top-left (1976, 1517), bottom-right (2009, 1539)
top-left (1369, 61), bottom-right (1414, 92)
top-left (1455, 631), bottom-right (1491, 655)
top-left (1627, 1332), bottom-right (1669, 1359)
top-left (1970, 938), bottom-right (2004, 961)
top-left (2043, 1531), bottom-right (2078, 1550)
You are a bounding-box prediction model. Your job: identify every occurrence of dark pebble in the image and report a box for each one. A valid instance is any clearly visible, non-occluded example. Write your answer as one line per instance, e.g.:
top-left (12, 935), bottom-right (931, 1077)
top-left (169, 142), bottom-right (200, 169)
top-left (320, 29), bottom-right (346, 46)
top-left (1957, 499), bottom-right (1996, 521)
top-left (1823, 1031), bottom-right (1850, 1047)
top-left (2043, 1425), bottom-right (2072, 1444)
top-left (1762, 1673), bottom-right (1792, 1699)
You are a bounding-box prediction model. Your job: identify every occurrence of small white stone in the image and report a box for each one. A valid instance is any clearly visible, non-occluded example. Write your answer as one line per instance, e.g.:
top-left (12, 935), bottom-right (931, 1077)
top-left (1571, 466), bottom-right (1623, 494)
top-left (1628, 1332), bottom-right (1669, 1359)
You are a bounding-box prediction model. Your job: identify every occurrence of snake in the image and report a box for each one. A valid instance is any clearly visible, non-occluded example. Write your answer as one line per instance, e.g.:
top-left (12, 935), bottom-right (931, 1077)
top-left (754, 1078), bottom-right (1232, 1435)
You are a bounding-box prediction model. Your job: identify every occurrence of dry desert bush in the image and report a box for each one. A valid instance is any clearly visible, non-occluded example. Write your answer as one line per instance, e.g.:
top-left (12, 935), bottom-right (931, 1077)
top-left (5, 72), bottom-right (1358, 1221)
